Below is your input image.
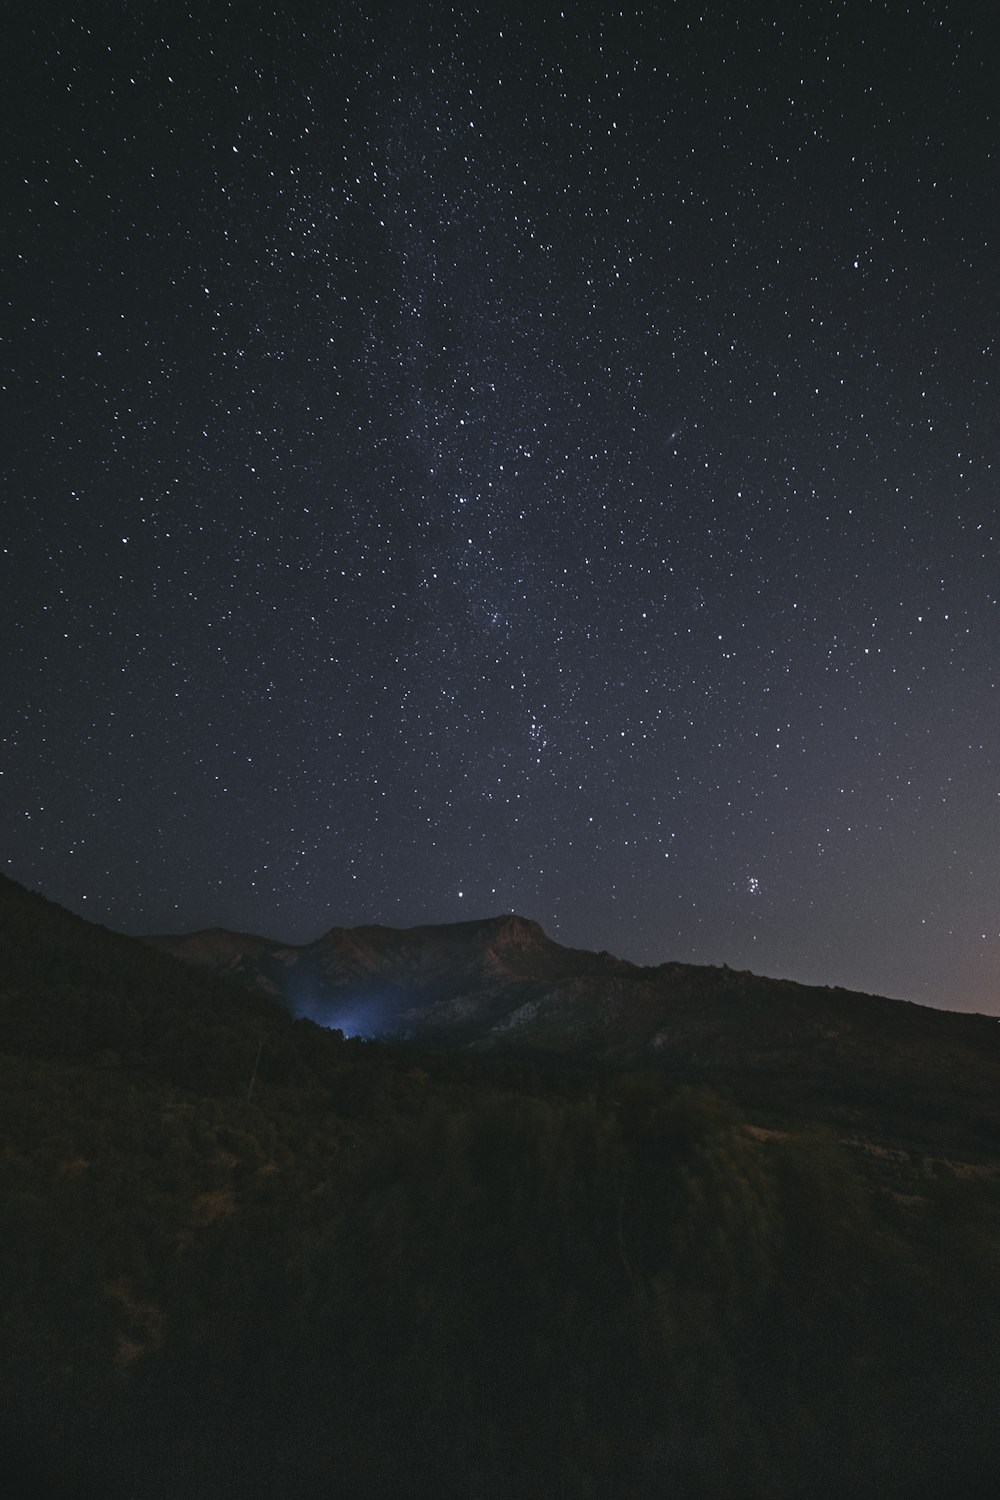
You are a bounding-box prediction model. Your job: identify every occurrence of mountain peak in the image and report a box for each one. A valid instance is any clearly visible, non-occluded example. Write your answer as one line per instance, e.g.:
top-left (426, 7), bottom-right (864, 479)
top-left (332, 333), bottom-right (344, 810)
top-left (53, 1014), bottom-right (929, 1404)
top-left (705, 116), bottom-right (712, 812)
top-left (480, 912), bottom-right (546, 939)
top-left (443, 912), bottom-right (548, 949)
top-left (315, 912), bottom-right (548, 947)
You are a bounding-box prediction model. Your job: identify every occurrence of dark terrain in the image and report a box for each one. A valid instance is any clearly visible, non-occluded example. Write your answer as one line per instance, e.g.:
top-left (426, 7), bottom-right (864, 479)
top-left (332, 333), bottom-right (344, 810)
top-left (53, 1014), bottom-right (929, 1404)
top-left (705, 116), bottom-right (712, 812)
top-left (4, 873), bottom-right (1000, 1498)
top-left (149, 911), bottom-right (1000, 1167)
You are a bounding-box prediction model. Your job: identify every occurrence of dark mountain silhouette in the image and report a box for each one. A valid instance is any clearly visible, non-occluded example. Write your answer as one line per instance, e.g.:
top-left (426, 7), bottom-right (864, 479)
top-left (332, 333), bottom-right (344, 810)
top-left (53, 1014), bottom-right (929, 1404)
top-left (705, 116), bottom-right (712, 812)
top-left (148, 912), bottom-right (1000, 1152)
top-left (7, 871), bottom-right (1000, 1499)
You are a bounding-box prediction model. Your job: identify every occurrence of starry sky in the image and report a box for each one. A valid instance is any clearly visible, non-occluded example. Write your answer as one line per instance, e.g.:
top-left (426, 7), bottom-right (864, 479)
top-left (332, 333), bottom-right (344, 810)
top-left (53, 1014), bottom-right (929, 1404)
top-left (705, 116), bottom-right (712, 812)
top-left (3, 1), bottom-right (998, 1012)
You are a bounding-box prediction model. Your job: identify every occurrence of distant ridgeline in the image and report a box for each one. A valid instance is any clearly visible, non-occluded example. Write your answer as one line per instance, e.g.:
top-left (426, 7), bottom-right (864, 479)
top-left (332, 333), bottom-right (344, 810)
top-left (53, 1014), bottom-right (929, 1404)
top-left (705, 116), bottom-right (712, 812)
top-left (3, 872), bottom-right (1000, 1498)
top-left (147, 907), bottom-right (1000, 1151)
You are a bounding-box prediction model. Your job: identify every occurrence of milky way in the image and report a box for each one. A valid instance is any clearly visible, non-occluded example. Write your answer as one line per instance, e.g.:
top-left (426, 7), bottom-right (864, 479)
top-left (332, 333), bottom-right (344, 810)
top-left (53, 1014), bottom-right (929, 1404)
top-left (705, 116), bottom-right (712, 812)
top-left (3, 2), bottom-right (998, 1010)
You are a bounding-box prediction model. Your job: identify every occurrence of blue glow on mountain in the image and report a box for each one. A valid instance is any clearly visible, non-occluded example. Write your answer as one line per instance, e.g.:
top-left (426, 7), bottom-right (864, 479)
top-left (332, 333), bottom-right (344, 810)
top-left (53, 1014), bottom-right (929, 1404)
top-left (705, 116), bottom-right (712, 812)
top-left (291, 985), bottom-right (398, 1040)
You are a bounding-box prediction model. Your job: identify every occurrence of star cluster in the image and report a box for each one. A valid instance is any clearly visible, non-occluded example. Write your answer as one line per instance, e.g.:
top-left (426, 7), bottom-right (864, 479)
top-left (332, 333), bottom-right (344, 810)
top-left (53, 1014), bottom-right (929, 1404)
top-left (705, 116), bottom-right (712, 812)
top-left (3, 2), bottom-right (997, 1010)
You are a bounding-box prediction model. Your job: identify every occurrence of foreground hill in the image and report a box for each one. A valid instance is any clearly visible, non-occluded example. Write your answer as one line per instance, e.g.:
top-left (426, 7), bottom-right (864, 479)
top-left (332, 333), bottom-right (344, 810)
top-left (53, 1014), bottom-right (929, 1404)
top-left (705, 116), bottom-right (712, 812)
top-left (5, 873), bottom-right (1000, 1498)
top-left (148, 912), bottom-right (1000, 1155)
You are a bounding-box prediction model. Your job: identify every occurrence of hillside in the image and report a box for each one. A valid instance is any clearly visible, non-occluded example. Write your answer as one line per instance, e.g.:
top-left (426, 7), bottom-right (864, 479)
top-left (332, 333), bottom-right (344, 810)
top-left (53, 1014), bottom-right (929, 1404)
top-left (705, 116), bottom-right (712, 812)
top-left (5, 874), bottom-right (1000, 1498)
top-left (149, 912), bottom-right (1000, 1156)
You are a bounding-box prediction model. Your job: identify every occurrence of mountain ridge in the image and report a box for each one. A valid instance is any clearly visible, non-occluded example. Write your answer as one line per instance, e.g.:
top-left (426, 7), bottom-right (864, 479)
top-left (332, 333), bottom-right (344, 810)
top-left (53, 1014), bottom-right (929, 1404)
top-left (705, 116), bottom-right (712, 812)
top-left (8, 873), bottom-right (1000, 1496)
top-left (5, 870), bottom-right (998, 1152)
top-left (143, 909), bottom-right (1000, 1153)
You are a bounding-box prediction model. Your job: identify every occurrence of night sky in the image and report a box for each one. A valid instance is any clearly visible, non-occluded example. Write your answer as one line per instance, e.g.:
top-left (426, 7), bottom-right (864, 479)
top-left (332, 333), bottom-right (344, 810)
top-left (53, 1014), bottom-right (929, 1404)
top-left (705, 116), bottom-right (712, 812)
top-left (4, 2), bottom-right (998, 1012)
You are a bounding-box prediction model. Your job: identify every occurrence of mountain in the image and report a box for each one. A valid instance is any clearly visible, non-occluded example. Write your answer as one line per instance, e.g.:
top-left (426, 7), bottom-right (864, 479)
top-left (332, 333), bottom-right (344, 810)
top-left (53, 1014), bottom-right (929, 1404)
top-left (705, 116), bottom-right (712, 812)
top-left (147, 912), bottom-right (1000, 1153)
top-left (147, 913), bottom-right (629, 1039)
top-left (9, 872), bottom-right (1000, 1498)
